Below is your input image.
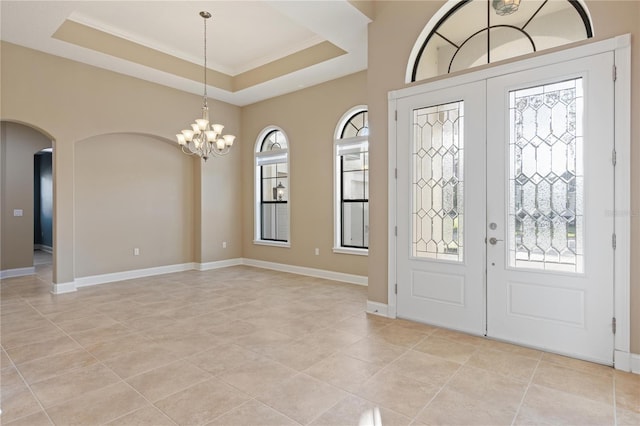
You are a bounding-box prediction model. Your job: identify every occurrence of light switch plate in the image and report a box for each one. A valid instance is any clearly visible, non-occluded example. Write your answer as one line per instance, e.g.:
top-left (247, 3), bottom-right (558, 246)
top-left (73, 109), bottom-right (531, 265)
top-left (13, 209), bottom-right (23, 217)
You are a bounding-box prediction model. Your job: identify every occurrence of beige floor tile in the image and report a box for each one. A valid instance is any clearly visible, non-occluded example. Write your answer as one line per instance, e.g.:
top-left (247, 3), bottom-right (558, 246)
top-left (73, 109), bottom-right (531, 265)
top-left (255, 374), bottom-right (349, 425)
top-left (102, 344), bottom-right (179, 379)
top-left (44, 307), bottom-right (97, 323)
top-left (514, 384), bottom-right (614, 425)
top-left (207, 399), bottom-right (299, 426)
top-left (341, 337), bottom-right (407, 366)
top-left (83, 332), bottom-right (154, 360)
top-left (0, 367), bottom-right (43, 423)
top-left (232, 329), bottom-right (295, 356)
top-left (466, 348), bottom-right (539, 382)
top-left (126, 360), bottom-right (210, 402)
top-left (219, 357), bottom-right (298, 397)
top-left (16, 348), bottom-right (98, 384)
top-left (325, 313), bottom-right (392, 337)
top-left (205, 320), bottom-right (262, 344)
top-left (367, 323), bottom-right (432, 348)
top-left (541, 352), bottom-right (614, 377)
top-left (1, 347), bottom-right (14, 369)
top-left (431, 328), bottom-right (487, 346)
top-left (46, 382), bottom-right (149, 426)
top-left (310, 394), bottom-right (411, 426)
top-left (186, 344), bottom-right (261, 376)
top-left (68, 323), bottom-right (133, 346)
top-left (3, 410), bottom-right (53, 426)
top-left (56, 313), bottom-right (120, 334)
top-left (416, 388), bottom-right (517, 426)
top-left (615, 370), bottom-right (640, 412)
top-left (617, 407), bottom-right (640, 425)
top-left (354, 369), bottom-right (441, 418)
top-left (532, 361), bottom-right (614, 405)
top-left (442, 365), bottom-right (528, 412)
top-left (266, 339), bottom-right (336, 371)
top-left (30, 363), bottom-right (120, 408)
top-left (6, 335), bottom-right (82, 365)
top-left (483, 340), bottom-right (543, 360)
top-left (155, 379), bottom-right (250, 426)
top-left (297, 327), bottom-right (362, 352)
top-left (413, 335), bottom-right (478, 364)
top-left (1, 322), bottom-right (67, 349)
top-left (385, 350), bottom-right (461, 388)
top-left (304, 353), bottom-right (382, 393)
top-left (106, 405), bottom-right (176, 426)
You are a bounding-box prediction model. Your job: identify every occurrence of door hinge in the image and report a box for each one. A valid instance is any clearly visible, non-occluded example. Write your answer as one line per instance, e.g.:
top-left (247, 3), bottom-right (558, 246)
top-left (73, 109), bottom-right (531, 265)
top-left (612, 149), bottom-right (617, 166)
top-left (612, 65), bottom-right (617, 82)
top-left (395, 110), bottom-right (397, 121)
top-left (394, 226), bottom-right (397, 236)
top-left (612, 317), bottom-right (617, 334)
top-left (612, 233), bottom-right (617, 250)
top-left (395, 283), bottom-right (398, 294)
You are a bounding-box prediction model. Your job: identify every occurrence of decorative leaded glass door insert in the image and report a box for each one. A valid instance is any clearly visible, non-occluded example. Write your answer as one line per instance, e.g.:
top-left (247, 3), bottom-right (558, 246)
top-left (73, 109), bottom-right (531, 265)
top-left (412, 101), bottom-right (464, 262)
top-left (509, 79), bottom-right (583, 272)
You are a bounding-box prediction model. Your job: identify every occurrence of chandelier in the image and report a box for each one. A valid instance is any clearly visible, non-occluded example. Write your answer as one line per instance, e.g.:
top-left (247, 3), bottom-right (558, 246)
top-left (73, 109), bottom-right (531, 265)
top-left (492, 0), bottom-right (520, 16)
top-left (176, 11), bottom-right (235, 161)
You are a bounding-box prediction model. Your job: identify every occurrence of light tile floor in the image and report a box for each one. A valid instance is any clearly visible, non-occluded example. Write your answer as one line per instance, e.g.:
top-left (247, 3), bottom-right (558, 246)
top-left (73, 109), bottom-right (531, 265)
top-left (1, 265), bottom-right (638, 425)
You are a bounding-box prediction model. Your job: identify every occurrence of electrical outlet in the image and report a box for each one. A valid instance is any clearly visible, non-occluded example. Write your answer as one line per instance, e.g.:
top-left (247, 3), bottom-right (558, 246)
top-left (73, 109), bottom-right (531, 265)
top-left (315, 248), bottom-right (320, 256)
top-left (134, 248), bottom-right (140, 256)
top-left (222, 241), bottom-right (227, 248)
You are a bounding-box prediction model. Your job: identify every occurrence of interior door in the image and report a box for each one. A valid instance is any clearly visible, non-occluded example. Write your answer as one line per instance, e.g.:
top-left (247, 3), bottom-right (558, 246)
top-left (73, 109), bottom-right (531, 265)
top-left (486, 53), bottom-right (615, 364)
top-left (396, 81), bottom-right (486, 335)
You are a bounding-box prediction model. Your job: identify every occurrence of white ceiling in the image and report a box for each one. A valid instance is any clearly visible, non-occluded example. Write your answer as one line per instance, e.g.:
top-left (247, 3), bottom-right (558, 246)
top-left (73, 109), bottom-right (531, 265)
top-left (0, 1), bottom-right (371, 106)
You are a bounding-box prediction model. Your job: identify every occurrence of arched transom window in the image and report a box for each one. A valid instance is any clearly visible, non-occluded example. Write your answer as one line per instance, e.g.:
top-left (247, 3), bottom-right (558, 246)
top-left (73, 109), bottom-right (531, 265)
top-left (409, 0), bottom-right (593, 82)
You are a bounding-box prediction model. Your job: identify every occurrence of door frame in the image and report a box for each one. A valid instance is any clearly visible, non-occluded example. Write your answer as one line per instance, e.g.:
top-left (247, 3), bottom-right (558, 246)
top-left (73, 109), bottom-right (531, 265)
top-left (387, 34), bottom-right (631, 370)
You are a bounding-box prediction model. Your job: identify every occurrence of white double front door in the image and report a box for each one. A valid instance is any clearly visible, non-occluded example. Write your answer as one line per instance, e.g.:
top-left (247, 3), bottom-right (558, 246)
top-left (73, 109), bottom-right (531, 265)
top-left (394, 52), bottom-right (615, 364)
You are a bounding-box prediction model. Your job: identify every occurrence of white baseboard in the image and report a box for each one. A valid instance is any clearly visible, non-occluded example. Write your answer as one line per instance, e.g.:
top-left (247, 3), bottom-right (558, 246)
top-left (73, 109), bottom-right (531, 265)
top-left (74, 263), bottom-right (196, 288)
top-left (198, 258), bottom-right (244, 271)
top-left (366, 300), bottom-right (389, 317)
top-left (241, 258), bottom-right (368, 286)
top-left (632, 353), bottom-right (640, 374)
top-left (0, 266), bottom-right (35, 279)
top-left (51, 281), bottom-right (77, 295)
top-left (46, 258), bottom-right (366, 294)
top-left (614, 350), bottom-right (640, 374)
top-left (34, 244), bottom-right (53, 253)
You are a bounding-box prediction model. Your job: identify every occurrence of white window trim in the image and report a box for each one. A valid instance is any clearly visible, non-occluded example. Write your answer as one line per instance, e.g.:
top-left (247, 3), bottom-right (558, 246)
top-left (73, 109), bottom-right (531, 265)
top-left (334, 106), bottom-right (369, 254)
top-left (254, 126), bottom-right (290, 245)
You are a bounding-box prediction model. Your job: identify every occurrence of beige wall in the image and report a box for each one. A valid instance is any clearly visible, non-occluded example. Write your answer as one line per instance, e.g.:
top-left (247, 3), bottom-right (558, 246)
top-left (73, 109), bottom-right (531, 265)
top-left (0, 41), bottom-right (242, 283)
top-left (367, 1), bottom-right (640, 352)
top-left (0, 122), bottom-right (52, 270)
top-left (241, 71), bottom-right (368, 277)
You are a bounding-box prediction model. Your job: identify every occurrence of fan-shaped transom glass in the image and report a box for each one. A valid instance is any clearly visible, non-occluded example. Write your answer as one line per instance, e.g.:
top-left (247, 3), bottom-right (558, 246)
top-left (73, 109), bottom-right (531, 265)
top-left (411, 0), bottom-right (592, 82)
top-left (260, 129), bottom-right (288, 151)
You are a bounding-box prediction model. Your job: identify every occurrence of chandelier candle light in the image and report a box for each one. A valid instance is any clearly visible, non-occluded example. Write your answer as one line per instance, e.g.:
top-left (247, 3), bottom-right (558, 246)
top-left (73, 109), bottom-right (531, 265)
top-left (176, 11), bottom-right (235, 161)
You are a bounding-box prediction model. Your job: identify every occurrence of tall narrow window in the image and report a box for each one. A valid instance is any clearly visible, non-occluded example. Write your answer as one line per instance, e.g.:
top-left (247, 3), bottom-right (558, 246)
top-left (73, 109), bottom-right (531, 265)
top-left (255, 128), bottom-right (289, 245)
top-left (334, 107), bottom-right (369, 254)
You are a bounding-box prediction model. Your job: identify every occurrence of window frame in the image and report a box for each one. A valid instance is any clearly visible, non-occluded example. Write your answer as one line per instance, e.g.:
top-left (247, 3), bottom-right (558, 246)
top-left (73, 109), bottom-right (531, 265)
top-left (333, 106), bottom-right (369, 255)
top-left (254, 126), bottom-right (290, 247)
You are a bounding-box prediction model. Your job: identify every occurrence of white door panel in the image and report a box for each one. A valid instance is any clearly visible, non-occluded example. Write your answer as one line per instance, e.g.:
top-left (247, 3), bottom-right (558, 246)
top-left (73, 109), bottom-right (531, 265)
top-left (486, 53), bottom-right (614, 364)
top-left (396, 81), bottom-right (486, 335)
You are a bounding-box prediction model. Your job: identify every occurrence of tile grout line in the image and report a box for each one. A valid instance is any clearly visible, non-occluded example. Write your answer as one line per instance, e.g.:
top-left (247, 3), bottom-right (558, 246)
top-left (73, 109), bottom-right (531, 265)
top-left (510, 354), bottom-right (542, 426)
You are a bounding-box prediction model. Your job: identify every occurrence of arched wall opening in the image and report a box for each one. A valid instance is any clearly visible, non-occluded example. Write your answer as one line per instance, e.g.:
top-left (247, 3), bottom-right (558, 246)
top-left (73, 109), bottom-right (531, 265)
top-left (0, 121), bottom-right (55, 277)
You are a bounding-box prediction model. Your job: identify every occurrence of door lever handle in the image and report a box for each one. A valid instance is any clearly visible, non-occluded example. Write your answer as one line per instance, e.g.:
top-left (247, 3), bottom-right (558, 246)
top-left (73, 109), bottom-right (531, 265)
top-left (488, 237), bottom-right (503, 245)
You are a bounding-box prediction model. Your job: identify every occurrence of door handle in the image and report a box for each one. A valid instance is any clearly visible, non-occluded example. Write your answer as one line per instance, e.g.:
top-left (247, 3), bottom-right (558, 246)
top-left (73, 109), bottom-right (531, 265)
top-left (488, 237), bottom-right (503, 245)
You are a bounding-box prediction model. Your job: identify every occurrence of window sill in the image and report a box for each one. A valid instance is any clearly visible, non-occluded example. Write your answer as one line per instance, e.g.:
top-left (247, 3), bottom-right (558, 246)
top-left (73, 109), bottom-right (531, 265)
top-left (253, 240), bottom-right (291, 248)
top-left (333, 247), bottom-right (368, 256)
